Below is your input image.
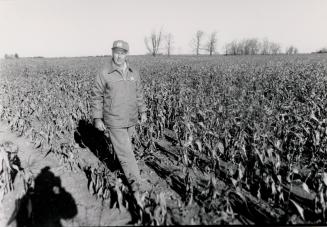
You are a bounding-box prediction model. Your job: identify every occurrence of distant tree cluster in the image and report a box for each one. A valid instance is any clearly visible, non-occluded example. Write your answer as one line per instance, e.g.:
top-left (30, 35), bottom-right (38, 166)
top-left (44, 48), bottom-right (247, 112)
top-left (285, 45), bottom-right (298, 54)
top-left (144, 29), bottom-right (218, 56)
top-left (190, 30), bottom-right (218, 56)
top-left (224, 38), bottom-right (284, 55)
top-left (316, 48), bottom-right (327, 54)
top-left (142, 27), bottom-right (327, 56)
top-left (4, 53), bottom-right (19, 59)
top-left (143, 28), bottom-right (292, 56)
top-left (144, 28), bottom-right (175, 57)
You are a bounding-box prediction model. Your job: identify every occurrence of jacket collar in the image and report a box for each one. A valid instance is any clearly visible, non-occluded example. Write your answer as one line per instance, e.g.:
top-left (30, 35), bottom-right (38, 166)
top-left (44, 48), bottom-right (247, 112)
top-left (108, 59), bottom-right (133, 74)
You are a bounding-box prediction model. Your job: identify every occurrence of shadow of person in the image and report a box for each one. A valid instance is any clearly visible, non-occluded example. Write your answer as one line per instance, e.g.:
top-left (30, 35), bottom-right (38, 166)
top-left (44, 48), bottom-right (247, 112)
top-left (8, 166), bottom-right (77, 227)
top-left (75, 120), bottom-right (146, 224)
top-left (74, 119), bottom-right (122, 173)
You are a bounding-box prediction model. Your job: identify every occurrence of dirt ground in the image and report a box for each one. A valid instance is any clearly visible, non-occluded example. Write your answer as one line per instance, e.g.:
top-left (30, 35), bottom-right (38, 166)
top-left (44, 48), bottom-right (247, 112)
top-left (0, 120), bottom-right (137, 226)
top-left (0, 120), bottom-right (182, 226)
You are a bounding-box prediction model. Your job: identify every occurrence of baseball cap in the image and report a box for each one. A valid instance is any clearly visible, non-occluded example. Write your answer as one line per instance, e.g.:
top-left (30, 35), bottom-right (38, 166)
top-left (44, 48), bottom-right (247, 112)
top-left (112, 40), bottom-right (129, 52)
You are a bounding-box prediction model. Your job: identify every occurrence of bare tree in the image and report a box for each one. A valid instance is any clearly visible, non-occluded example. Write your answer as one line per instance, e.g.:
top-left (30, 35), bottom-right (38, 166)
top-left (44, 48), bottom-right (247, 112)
top-left (224, 43), bottom-right (231, 55)
top-left (224, 40), bottom-right (240, 55)
top-left (165, 33), bottom-right (174, 57)
top-left (236, 41), bottom-right (244, 55)
top-left (247, 38), bottom-right (260, 55)
top-left (191, 30), bottom-right (204, 55)
top-left (206, 32), bottom-right (217, 56)
top-left (144, 28), bottom-right (163, 56)
top-left (269, 42), bottom-right (281, 54)
top-left (260, 38), bottom-right (270, 55)
top-left (285, 45), bottom-right (298, 54)
top-left (242, 39), bottom-right (251, 55)
top-left (230, 40), bottom-right (238, 55)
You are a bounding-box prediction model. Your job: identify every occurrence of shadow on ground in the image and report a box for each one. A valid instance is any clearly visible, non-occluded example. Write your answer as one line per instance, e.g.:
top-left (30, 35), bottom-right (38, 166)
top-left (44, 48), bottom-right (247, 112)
top-left (8, 166), bottom-right (77, 227)
top-left (74, 119), bottom-right (143, 224)
top-left (75, 119), bottom-right (187, 203)
top-left (74, 119), bottom-right (122, 173)
top-left (144, 159), bottom-right (186, 199)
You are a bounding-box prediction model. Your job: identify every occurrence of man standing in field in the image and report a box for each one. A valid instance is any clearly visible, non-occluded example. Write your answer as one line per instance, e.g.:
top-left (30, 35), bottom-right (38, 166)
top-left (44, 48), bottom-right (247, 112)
top-left (91, 40), bottom-right (148, 199)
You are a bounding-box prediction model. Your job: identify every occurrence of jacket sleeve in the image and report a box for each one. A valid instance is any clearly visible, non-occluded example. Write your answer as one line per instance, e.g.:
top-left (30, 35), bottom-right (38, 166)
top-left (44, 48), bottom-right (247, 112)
top-left (136, 71), bottom-right (147, 114)
top-left (91, 71), bottom-right (106, 120)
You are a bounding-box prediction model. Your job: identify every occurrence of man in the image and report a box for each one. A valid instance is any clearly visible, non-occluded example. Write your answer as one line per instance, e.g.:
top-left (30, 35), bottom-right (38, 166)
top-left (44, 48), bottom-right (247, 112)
top-left (91, 40), bottom-right (147, 197)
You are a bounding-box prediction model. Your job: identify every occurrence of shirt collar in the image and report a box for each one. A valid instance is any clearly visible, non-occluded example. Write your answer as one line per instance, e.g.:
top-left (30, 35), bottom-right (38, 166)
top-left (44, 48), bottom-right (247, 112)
top-left (109, 59), bottom-right (133, 73)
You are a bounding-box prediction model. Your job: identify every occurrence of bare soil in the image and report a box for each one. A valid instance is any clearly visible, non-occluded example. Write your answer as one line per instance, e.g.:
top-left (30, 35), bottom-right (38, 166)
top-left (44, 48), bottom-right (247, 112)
top-left (0, 120), bottom-right (141, 226)
top-left (0, 119), bottom-right (236, 226)
top-left (0, 120), bottom-right (179, 226)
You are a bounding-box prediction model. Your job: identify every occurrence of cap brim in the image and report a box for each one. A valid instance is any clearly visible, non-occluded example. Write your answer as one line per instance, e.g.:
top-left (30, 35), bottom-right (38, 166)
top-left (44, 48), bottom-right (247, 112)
top-left (112, 47), bottom-right (128, 52)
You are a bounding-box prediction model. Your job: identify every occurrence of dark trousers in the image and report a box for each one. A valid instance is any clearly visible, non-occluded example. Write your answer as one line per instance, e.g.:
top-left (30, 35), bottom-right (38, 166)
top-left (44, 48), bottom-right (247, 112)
top-left (108, 126), bottom-right (141, 192)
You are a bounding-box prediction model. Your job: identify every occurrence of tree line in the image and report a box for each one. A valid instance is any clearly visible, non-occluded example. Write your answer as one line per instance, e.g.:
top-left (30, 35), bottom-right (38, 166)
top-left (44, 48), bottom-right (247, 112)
top-left (144, 28), bottom-right (326, 56)
top-left (4, 53), bottom-right (19, 59)
top-left (144, 29), bottom-right (219, 57)
top-left (224, 38), bottom-right (298, 55)
top-left (3, 32), bottom-right (326, 58)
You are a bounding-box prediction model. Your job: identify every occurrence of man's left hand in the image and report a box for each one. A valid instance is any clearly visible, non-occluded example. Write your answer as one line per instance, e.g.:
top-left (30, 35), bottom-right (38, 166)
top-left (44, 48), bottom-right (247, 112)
top-left (141, 112), bottom-right (147, 123)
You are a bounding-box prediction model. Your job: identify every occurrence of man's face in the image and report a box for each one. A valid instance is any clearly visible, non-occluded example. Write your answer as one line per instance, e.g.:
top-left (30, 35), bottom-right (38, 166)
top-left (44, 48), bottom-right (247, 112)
top-left (112, 48), bottom-right (128, 66)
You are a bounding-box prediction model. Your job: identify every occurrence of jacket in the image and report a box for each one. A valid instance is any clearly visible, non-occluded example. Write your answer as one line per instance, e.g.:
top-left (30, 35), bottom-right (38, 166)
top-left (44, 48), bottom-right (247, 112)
top-left (91, 59), bottom-right (147, 128)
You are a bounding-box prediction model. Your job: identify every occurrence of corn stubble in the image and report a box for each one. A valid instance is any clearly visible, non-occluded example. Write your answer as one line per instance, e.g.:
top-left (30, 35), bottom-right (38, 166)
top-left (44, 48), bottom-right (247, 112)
top-left (1, 54), bottom-right (327, 224)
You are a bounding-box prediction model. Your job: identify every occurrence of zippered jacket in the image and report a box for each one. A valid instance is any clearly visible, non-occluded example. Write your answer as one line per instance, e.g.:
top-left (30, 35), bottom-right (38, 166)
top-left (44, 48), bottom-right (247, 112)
top-left (91, 59), bottom-right (147, 128)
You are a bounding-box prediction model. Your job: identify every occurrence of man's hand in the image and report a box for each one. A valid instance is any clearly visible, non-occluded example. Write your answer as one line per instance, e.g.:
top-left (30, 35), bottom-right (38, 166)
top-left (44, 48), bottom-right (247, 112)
top-left (94, 118), bottom-right (106, 131)
top-left (141, 112), bottom-right (147, 124)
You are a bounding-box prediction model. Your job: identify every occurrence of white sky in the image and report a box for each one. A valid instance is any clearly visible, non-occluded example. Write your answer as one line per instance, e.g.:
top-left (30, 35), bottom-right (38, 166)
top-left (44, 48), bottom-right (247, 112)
top-left (0, 0), bottom-right (326, 57)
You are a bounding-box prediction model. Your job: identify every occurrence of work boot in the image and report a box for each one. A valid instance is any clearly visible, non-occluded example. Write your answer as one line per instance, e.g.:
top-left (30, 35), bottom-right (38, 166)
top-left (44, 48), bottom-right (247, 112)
top-left (132, 179), bottom-right (151, 207)
top-left (139, 178), bottom-right (152, 193)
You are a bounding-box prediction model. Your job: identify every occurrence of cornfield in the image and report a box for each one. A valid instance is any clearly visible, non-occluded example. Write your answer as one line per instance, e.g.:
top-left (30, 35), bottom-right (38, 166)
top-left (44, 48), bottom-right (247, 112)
top-left (1, 54), bottom-right (327, 224)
